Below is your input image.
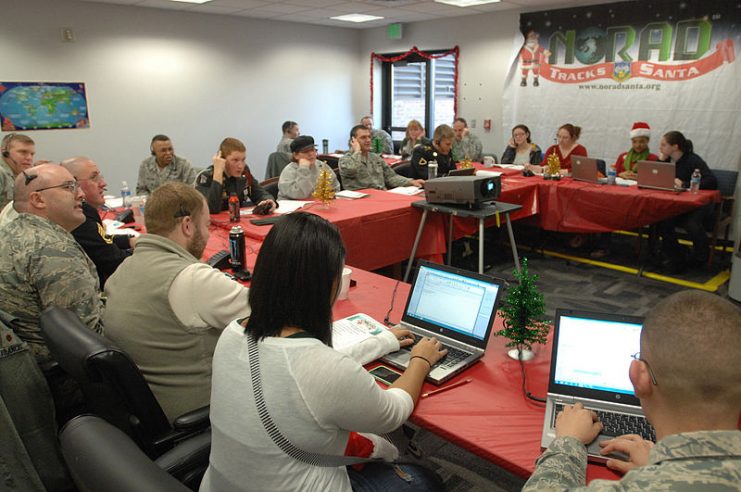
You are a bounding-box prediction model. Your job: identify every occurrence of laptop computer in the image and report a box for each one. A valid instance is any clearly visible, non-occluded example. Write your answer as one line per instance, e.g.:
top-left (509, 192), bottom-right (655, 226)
top-left (541, 309), bottom-right (656, 463)
top-left (382, 261), bottom-right (503, 385)
top-left (572, 156), bottom-right (607, 184)
top-left (448, 167), bottom-right (476, 177)
top-left (637, 160), bottom-right (685, 192)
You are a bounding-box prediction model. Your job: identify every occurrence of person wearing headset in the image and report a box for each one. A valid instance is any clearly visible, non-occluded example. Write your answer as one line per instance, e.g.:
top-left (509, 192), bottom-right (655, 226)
top-left (0, 133), bottom-right (36, 210)
top-left (136, 134), bottom-right (196, 195)
top-left (196, 137), bottom-right (277, 215)
top-left (409, 124), bottom-right (455, 180)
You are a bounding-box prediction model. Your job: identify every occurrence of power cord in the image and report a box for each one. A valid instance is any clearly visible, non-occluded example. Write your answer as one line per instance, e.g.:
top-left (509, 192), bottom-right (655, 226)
top-left (519, 354), bottom-right (546, 404)
top-left (383, 280), bottom-right (401, 326)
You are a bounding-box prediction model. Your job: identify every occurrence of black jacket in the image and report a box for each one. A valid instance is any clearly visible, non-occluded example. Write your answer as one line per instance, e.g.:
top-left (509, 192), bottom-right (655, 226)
top-left (72, 202), bottom-right (132, 287)
top-left (663, 152), bottom-right (717, 190)
top-left (410, 144), bottom-right (455, 180)
top-left (195, 165), bottom-right (274, 214)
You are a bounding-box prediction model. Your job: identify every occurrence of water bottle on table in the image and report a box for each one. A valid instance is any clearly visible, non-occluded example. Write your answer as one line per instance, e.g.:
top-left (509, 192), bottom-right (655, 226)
top-left (606, 164), bottom-right (616, 185)
top-left (120, 181), bottom-right (131, 208)
top-left (690, 168), bottom-right (701, 194)
top-left (428, 160), bottom-right (438, 180)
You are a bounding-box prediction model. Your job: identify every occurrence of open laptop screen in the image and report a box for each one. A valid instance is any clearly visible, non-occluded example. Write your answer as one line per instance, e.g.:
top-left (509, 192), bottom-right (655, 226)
top-left (550, 310), bottom-right (644, 405)
top-left (403, 263), bottom-right (501, 347)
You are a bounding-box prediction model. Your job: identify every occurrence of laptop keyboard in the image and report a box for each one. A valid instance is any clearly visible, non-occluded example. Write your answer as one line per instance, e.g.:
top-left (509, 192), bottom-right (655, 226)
top-left (402, 333), bottom-right (471, 368)
top-left (554, 404), bottom-right (656, 442)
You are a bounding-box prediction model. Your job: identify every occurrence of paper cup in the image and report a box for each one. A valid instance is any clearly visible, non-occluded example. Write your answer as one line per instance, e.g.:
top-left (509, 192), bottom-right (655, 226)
top-left (483, 156), bottom-right (495, 167)
top-left (338, 267), bottom-right (352, 300)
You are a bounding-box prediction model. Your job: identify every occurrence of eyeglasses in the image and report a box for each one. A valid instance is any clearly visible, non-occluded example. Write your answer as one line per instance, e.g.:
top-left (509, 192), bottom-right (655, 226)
top-left (78, 172), bottom-right (104, 183)
top-left (631, 352), bottom-right (658, 386)
top-left (35, 180), bottom-right (80, 194)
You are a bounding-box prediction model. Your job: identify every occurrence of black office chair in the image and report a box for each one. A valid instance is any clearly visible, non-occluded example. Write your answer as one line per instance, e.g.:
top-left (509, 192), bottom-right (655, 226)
top-left (333, 166), bottom-right (343, 190)
top-left (392, 162), bottom-right (413, 179)
top-left (40, 307), bottom-right (210, 487)
top-left (61, 415), bottom-right (195, 492)
top-left (260, 176), bottom-right (279, 200)
top-left (319, 154), bottom-right (340, 169)
top-left (708, 169), bottom-right (738, 266)
top-left (264, 151), bottom-right (291, 180)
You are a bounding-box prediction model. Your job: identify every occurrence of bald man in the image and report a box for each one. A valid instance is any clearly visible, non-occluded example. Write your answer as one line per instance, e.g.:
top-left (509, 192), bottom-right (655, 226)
top-left (0, 164), bottom-right (104, 421)
top-left (61, 157), bottom-right (133, 287)
top-left (523, 290), bottom-right (741, 490)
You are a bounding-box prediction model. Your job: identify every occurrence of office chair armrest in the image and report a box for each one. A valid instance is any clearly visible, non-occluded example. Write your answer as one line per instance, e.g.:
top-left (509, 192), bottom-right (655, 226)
top-left (155, 431), bottom-right (211, 488)
top-left (173, 405), bottom-right (210, 431)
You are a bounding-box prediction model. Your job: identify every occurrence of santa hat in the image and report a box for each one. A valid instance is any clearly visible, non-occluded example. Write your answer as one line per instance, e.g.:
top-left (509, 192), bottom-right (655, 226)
top-left (630, 122), bottom-right (651, 139)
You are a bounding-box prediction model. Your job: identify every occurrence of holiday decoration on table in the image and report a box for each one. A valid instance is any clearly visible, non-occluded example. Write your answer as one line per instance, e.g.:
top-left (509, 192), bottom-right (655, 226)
top-left (459, 156), bottom-right (473, 169)
top-left (312, 169), bottom-right (336, 207)
top-left (544, 153), bottom-right (561, 180)
top-left (495, 257), bottom-right (550, 361)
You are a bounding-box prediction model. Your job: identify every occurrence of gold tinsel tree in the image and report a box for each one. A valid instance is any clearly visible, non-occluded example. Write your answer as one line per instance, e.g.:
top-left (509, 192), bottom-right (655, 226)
top-left (459, 156), bottom-right (473, 169)
top-left (312, 169), bottom-right (336, 207)
top-left (545, 153), bottom-right (561, 177)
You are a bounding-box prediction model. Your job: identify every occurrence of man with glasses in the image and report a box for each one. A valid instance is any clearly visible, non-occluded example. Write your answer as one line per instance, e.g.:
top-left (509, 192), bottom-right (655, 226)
top-left (0, 164), bottom-right (104, 422)
top-left (0, 133), bottom-right (36, 210)
top-left (61, 157), bottom-right (134, 287)
top-left (277, 135), bottom-right (339, 200)
top-left (523, 290), bottom-right (741, 490)
top-left (136, 134), bottom-right (196, 195)
top-left (104, 182), bottom-right (250, 423)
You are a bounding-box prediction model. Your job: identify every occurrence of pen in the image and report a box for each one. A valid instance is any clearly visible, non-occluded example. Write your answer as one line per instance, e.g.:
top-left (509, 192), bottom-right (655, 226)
top-left (421, 378), bottom-right (472, 398)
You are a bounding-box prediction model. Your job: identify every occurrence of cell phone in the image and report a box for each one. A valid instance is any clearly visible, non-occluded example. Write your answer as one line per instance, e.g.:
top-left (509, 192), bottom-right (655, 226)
top-left (369, 365), bottom-right (401, 386)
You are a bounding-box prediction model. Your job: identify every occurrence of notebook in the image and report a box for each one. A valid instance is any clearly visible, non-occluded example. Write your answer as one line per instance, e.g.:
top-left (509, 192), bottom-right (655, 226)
top-left (541, 309), bottom-right (656, 463)
top-left (381, 261), bottom-right (502, 385)
top-left (637, 160), bottom-right (684, 192)
top-left (571, 156), bottom-right (606, 184)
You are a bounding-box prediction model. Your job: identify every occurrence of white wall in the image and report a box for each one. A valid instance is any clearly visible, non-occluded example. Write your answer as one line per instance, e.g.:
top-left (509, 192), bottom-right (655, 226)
top-left (0, 0), bottom-right (364, 188)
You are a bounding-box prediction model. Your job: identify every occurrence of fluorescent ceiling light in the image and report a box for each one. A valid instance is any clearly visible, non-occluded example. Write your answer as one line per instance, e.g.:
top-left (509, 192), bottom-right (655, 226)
top-left (330, 13), bottom-right (384, 23)
top-left (169, 0), bottom-right (212, 4)
top-left (434, 0), bottom-right (501, 6)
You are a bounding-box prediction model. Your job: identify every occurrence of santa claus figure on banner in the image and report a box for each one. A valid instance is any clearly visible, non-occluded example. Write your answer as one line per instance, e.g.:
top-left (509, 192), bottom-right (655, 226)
top-left (518, 30), bottom-right (551, 87)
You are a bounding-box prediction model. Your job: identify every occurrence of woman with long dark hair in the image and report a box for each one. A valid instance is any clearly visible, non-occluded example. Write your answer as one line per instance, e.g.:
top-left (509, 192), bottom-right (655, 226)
top-left (202, 212), bottom-right (445, 491)
top-left (501, 124), bottom-right (543, 165)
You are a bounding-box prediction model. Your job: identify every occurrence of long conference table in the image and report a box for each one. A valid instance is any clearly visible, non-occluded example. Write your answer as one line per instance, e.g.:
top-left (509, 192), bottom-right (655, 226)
top-left (201, 231), bottom-right (619, 483)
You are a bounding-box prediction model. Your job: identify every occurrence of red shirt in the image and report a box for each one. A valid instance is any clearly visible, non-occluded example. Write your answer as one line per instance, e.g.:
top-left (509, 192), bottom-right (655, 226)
top-left (540, 144), bottom-right (588, 170)
top-left (614, 151), bottom-right (659, 174)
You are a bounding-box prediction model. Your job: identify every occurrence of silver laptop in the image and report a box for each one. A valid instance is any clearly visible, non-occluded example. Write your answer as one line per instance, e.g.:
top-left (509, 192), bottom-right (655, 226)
top-left (571, 156), bottom-right (606, 184)
top-left (541, 309), bottom-right (655, 463)
top-left (382, 261), bottom-right (502, 385)
top-left (637, 160), bottom-right (685, 192)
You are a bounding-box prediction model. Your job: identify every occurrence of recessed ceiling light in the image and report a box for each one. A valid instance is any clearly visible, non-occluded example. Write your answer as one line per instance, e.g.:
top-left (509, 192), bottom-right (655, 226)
top-left (434, 0), bottom-right (501, 6)
top-left (169, 0), bottom-right (212, 4)
top-left (330, 13), bottom-right (385, 23)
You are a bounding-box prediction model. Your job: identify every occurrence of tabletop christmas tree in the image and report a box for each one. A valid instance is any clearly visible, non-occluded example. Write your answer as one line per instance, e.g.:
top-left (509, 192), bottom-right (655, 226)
top-left (544, 153), bottom-right (561, 180)
top-left (495, 257), bottom-right (550, 361)
top-left (312, 168), bottom-right (336, 207)
top-left (459, 155), bottom-right (473, 169)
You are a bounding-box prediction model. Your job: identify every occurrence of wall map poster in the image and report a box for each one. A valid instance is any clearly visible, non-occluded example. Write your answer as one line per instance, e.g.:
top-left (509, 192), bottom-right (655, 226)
top-left (0, 82), bottom-right (90, 131)
top-left (503, 0), bottom-right (740, 170)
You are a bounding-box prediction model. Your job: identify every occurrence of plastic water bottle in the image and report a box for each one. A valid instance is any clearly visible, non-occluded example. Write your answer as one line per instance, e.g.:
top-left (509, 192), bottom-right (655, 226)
top-left (428, 160), bottom-right (438, 180)
top-left (690, 168), bottom-right (701, 194)
top-left (120, 181), bottom-right (131, 208)
top-left (607, 164), bottom-right (617, 185)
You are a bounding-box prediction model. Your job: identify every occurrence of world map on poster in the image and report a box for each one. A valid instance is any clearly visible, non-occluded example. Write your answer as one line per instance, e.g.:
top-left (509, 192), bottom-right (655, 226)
top-left (0, 82), bottom-right (90, 131)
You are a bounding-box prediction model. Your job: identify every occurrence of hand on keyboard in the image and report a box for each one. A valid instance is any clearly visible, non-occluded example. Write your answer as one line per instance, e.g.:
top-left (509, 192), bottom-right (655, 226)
top-left (599, 435), bottom-right (654, 474)
top-left (389, 327), bottom-right (414, 349)
top-left (409, 336), bottom-right (447, 371)
top-left (555, 402), bottom-right (603, 445)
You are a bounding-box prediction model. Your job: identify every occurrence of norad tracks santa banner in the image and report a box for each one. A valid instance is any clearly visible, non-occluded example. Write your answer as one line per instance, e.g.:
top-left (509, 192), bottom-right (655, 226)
top-left (502, 0), bottom-right (740, 171)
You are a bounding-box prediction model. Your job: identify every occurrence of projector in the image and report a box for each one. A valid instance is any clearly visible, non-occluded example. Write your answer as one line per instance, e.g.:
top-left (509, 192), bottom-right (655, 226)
top-left (424, 175), bottom-right (501, 208)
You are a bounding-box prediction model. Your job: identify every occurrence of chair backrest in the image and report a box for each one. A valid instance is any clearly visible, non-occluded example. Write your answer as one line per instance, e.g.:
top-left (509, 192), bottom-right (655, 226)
top-left (333, 167), bottom-right (343, 190)
top-left (318, 154), bottom-right (340, 169)
top-left (264, 152), bottom-right (292, 180)
top-left (392, 162), bottom-right (413, 179)
top-left (40, 307), bottom-right (171, 454)
top-left (260, 176), bottom-right (279, 200)
top-left (712, 169), bottom-right (739, 198)
top-left (60, 415), bottom-right (189, 492)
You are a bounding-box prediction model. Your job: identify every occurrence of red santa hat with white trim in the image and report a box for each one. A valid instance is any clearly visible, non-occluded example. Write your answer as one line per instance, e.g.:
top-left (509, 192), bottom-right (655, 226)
top-left (629, 121), bottom-right (651, 139)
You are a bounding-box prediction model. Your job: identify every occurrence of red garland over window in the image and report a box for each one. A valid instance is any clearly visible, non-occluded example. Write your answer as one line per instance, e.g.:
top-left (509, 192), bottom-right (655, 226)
top-left (370, 46), bottom-right (460, 118)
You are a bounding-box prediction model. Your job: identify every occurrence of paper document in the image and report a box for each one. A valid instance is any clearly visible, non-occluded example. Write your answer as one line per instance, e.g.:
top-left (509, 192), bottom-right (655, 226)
top-left (475, 170), bottom-right (503, 178)
top-left (240, 200), bottom-right (313, 216)
top-left (336, 190), bottom-right (369, 199)
top-left (616, 178), bottom-right (637, 186)
top-left (102, 219), bottom-right (140, 237)
top-left (496, 164), bottom-right (525, 170)
top-left (387, 186), bottom-right (424, 196)
top-left (332, 313), bottom-right (388, 352)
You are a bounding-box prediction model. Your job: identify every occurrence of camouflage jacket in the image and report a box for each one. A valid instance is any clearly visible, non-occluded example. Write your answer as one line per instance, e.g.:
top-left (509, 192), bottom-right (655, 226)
top-left (136, 155), bottom-right (196, 195)
top-left (452, 134), bottom-right (483, 162)
top-left (0, 159), bottom-right (15, 211)
top-left (338, 151), bottom-right (410, 191)
top-left (276, 136), bottom-right (293, 154)
top-left (371, 129), bottom-right (394, 155)
top-left (523, 431), bottom-right (741, 491)
top-left (0, 213), bottom-right (104, 367)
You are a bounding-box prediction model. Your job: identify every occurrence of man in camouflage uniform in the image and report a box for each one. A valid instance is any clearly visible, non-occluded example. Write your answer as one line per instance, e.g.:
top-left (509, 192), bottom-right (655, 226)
top-left (0, 133), bottom-right (36, 210)
top-left (523, 290), bottom-right (741, 491)
top-left (361, 116), bottom-right (394, 155)
top-left (339, 125), bottom-right (424, 191)
top-left (452, 117), bottom-right (483, 162)
top-left (136, 134), bottom-right (196, 195)
top-left (0, 164), bottom-right (104, 421)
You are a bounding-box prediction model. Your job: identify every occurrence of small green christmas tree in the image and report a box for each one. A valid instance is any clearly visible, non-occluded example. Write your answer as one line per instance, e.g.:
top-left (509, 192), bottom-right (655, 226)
top-left (496, 257), bottom-right (550, 354)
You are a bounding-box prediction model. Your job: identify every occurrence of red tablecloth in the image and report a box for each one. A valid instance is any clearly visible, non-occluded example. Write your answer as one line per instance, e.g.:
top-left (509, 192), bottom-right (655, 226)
top-left (533, 178), bottom-right (720, 233)
top-left (340, 269), bottom-right (620, 483)
top-left (207, 189), bottom-right (447, 271)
